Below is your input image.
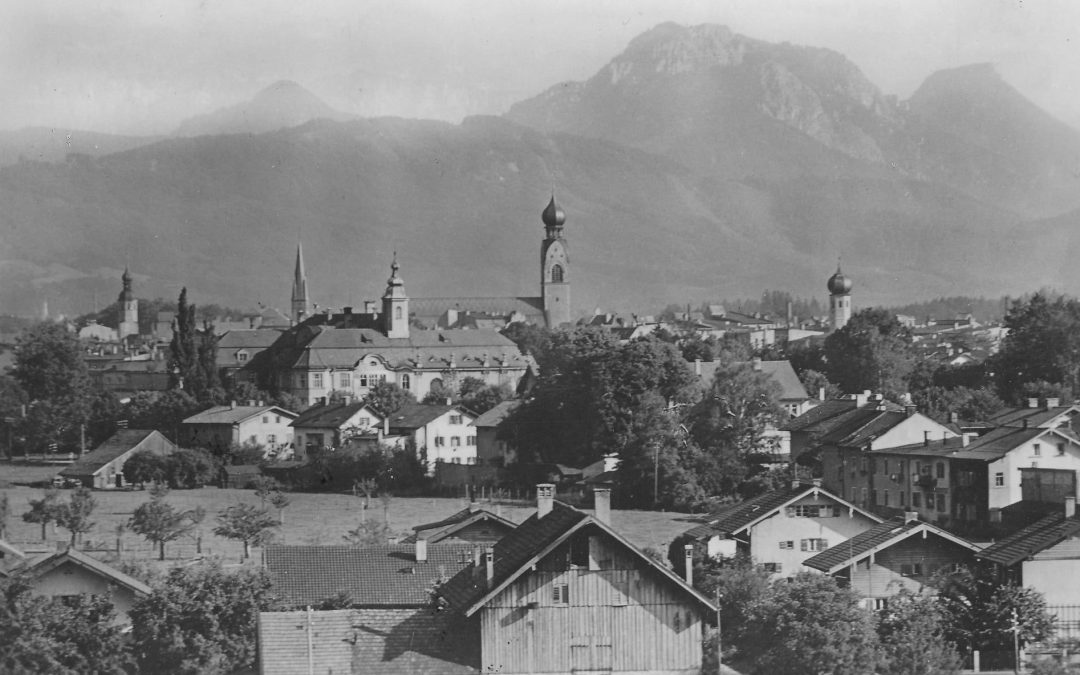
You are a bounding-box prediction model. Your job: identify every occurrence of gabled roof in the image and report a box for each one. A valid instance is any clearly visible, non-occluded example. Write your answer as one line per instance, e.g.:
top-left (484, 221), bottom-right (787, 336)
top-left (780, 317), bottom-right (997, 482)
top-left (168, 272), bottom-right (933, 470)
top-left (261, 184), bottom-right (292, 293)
top-left (216, 329), bottom-right (285, 350)
top-left (387, 403), bottom-right (465, 430)
top-left (290, 401), bottom-right (381, 429)
top-left (437, 502), bottom-right (715, 617)
top-left (816, 409), bottom-right (913, 448)
top-left (0, 539), bottom-right (25, 560)
top-left (265, 544), bottom-right (475, 607)
top-left (781, 399), bottom-right (858, 432)
top-left (401, 507), bottom-right (518, 544)
top-left (976, 513), bottom-right (1080, 567)
top-left (873, 425), bottom-right (1073, 462)
top-left (470, 400), bottom-right (520, 428)
top-left (182, 404), bottom-right (297, 425)
top-left (682, 483), bottom-right (882, 541)
top-left (803, 517), bottom-right (981, 573)
top-left (733, 360), bottom-right (808, 401)
top-left (21, 547), bottom-right (151, 596)
top-left (984, 405), bottom-right (1080, 430)
top-left (59, 429), bottom-right (173, 477)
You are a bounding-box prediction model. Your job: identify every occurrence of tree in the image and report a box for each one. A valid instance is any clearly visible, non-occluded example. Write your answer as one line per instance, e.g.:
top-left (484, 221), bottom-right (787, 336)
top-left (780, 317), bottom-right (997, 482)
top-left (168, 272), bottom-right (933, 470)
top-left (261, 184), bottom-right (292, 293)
top-left (55, 487), bottom-right (96, 547)
top-left (876, 589), bottom-right (962, 675)
top-left (22, 487), bottom-right (62, 540)
top-left (937, 565), bottom-right (1056, 665)
top-left (741, 572), bottom-right (880, 675)
top-left (0, 575), bottom-right (131, 674)
top-left (343, 518), bottom-right (393, 545)
top-left (11, 322), bottom-right (93, 453)
top-left (913, 386), bottom-right (1004, 425)
top-left (125, 390), bottom-right (205, 443)
top-left (123, 450), bottom-right (168, 487)
top-left (825, 308), bottom-right (916, 400)
top-left (128, 493), bottom-right (205, 560)
top-left (249, 475), bottom-right (280, 506)
top-left (363, 380), bottom-right (415, 415)
top-left (268, 491), bottom-right (291, 524)
top-left (129, 562), bottom-right (277, 674)
top-left (0, 493), bottom-right (8, 538)
top-left (456, 377), bottom-right (511, 414)
top-left (163, 448), bottom-right (217, 489)
top-left (213, 503), bottom-right (278, 559)
top-left (798, 368), bottom-right (838, 400)
top-left (167, 288), bottom-right (222, 403)
top-left (993, 293), bottom-right (1080, 404)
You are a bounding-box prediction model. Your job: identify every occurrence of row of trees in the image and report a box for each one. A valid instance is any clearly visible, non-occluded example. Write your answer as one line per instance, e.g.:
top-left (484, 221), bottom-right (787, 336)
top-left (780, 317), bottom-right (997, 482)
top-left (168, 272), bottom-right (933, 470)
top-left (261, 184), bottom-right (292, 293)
top-left (674, 550), bottom-right (1056, 675)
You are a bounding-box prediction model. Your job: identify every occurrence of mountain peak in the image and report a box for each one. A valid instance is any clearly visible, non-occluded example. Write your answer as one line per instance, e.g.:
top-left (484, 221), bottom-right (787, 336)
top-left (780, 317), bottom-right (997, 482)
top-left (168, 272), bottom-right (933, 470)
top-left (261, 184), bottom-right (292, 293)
top-left (174, 80), bottom-right (352, 137)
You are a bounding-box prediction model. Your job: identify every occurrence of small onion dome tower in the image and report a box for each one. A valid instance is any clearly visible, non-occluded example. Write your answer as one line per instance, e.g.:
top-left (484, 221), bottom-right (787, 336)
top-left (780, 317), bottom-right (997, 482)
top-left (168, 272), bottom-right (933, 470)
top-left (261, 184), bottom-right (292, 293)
top-left (118, 267), bottom-right (139, 340)
top-left (540, 193), bottom-right (570, 327)
top-left (382, 253), bottom-right (410, 339)
top-left (827, 263), bottom-right (853, 332)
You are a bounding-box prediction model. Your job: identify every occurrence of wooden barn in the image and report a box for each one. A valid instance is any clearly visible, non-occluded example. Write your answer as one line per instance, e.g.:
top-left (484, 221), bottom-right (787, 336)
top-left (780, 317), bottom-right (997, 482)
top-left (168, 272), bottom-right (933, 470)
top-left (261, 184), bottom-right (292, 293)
top-left (437, 485), bottom-right (715, 675)
top-left (400, 504), bottom-right (518, 545)
top-left (58, 429), bottom-right (177, 489)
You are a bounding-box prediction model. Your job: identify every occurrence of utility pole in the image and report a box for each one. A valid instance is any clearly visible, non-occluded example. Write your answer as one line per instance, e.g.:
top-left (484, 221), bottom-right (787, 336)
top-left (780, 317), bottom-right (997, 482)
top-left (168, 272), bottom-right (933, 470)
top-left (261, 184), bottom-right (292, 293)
top-left (653, 442), bottom-right (659, 507)
top-left (716, 588), bottom-right (723, 675)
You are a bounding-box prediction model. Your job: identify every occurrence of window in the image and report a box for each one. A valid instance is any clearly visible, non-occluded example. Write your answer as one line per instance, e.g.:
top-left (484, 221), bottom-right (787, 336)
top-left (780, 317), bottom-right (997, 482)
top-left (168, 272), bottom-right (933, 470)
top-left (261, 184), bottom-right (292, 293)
top-left (788, 505), bottom-right (836, 517)
top-left (1033, 443), bottom-right (1041, 457)
top-left (449, 414), bottom-right (463, 425)
top-left (936, 462), bottom-right (945, 479)
top-left (359, 417), bottom-right (370, 428)
top-left (872, 598), bottom-right (889, 611)
top-left (262, 416), bottom-right (269, 424)
top-left (467, 435), bottom-right (476, 445)
top-left (852, 488), bottom-right (858, 503)
top-left (312, 373), bottom-right (323, 388)
top-left (339, 373), bottom-right (351, 388)
top-left (800, 539), bottom-right (829, 552)
top-left (237, 351), bottom-right (248, 362)
top-left (912, 492), bottom-right (921, 507)
top-left (359, 374), bottom-right (369, 388)
top-left (467, 457), bottom-right (476, 465)
top-left (779, 540), bottom-right (795, 550)
top-left (994, 472), bottom-right (1005, 487)
top-left (900, 491), bottom-right (906, 507)
top-left (762, 562), bottom-right (782, 573)
top-left (550, 264), bottom-right (564, 283)
top-left (861, 488), bottom-right (867, 504)
top-left (451, 436), bottom-right (461, 447)
top-left (435, 437), bottom-right (445, 447)
top-left (936, 493), bottom-right (947, 513)
top-left (552, 583), bottom-right (569, 604)
top-left (275, 416), bottom-right (281, 424)
top-left (1059, 443), bottom-right (1067, 456)
top-left (900, 563), bottom-right (924, 577)
top-left (401, 374), bottom-right (410, 390)
top-left (452, 457), bottom-right (460, 464)
top-left (267, 434), bottom-right (276, 445)
top-left (394, 306), bottom-right (403, 320)
top-left (883, 490), bottom-right (889, 506)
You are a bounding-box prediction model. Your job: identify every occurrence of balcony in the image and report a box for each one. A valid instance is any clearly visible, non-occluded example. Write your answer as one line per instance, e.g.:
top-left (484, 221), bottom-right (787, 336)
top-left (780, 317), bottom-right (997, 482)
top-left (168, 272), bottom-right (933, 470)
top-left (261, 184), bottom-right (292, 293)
top-left (915, 474), bottom-right (938, 489)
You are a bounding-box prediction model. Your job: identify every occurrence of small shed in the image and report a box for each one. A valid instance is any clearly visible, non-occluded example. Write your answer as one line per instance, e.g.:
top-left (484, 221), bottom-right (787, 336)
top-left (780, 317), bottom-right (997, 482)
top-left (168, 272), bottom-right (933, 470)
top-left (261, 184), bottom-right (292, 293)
top-left (59, 429), bottom-right (177, 489)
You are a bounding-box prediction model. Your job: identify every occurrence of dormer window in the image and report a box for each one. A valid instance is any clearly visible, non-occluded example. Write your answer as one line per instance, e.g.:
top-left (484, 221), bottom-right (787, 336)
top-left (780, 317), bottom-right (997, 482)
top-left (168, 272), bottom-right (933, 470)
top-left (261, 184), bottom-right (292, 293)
top-left (236, 351), bottom-right (249, 362)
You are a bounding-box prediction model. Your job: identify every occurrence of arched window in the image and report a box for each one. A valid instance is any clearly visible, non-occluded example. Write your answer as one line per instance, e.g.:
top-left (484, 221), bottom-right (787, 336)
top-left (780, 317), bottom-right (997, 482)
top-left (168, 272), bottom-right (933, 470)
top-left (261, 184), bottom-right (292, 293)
top-left (394, 306), bottom-right (403, 320)
top-left (401, 374), bottom-right (411, 390)
top-left (550, 264), bottom-right (564, 283)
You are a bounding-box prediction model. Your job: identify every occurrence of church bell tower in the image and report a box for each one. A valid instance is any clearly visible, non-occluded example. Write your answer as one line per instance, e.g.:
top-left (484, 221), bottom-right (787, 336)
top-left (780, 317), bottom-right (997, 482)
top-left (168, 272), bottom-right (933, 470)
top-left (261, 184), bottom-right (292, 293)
top-left (540, 193), bottom-right (571, 327)
top-left (118, 267), bottom-right (139, 340)
top-left (827, 263), bottom-right (854, 332)
top-left (382, 254), bottom-right (410, 339)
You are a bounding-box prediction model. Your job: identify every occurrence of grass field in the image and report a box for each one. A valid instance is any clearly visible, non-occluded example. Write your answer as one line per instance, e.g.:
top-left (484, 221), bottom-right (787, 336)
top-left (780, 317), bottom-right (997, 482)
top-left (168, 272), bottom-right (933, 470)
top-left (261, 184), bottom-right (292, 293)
top-left (0, 483), bottom-right (701, 569)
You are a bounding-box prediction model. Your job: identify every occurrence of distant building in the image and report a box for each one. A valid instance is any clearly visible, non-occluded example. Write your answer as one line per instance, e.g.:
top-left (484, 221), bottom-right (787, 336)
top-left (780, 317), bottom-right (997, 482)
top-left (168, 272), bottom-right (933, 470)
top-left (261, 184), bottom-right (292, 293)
top-left (471, 399), bottom-right (521, 466)
top-left (16, 548), bottom-right (151, 625)
top-left (117, 267), bottom-right (139, 340)
top-left (385, 403), bottom-right (477, 473)
top-left (289, 400), bottom-right (387, 461)
top-left (827, 263), bottom-right (853, 332)
top-left (181, 403), bottom-right (298, 456)
top-left (401, 505), bottom-right (517, 545)
top-left (59, 429), bottom-right (177, 489)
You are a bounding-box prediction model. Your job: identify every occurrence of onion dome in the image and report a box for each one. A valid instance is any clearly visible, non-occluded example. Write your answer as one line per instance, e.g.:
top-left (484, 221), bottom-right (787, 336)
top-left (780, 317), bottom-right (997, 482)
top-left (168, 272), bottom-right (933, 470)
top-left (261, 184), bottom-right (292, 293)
top-left (122, 267), bottom-right (132, 284)
top-left (387, 253), bottom-right (403, 286)
top-left (542, 194), bottom-right (566, 228)
top-left (827, 265), bottom-right (853, 294)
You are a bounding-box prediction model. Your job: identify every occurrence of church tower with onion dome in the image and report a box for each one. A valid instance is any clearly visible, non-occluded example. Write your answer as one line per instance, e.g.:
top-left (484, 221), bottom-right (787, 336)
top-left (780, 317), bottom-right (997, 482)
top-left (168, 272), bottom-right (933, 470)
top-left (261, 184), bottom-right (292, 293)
top-left (827, 263), bottom-right (853, 332)
top-left (117, 267), bottom-right (139, 340)
top-left (540, 193), bottom-right (571, 327)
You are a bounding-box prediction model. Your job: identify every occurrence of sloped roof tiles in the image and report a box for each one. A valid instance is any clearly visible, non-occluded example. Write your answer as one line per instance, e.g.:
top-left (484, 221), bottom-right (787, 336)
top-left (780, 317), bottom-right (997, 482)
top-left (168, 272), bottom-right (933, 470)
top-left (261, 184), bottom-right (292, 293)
top-left (976, 513), bottom-right (1080, 567)
top-left (59, 429), bottom-right (172, 477)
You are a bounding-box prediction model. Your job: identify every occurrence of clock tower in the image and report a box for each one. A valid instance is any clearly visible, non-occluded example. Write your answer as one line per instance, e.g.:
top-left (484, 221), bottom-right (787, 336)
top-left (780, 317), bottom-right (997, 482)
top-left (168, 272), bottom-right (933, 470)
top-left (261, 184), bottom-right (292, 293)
top-left (540, 194), bottom-right (571, 327)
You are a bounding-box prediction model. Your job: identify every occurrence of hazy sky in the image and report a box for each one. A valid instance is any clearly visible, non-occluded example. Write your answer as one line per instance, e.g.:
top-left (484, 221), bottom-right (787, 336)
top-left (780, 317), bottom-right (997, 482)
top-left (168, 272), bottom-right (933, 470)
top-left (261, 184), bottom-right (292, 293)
top-left (1, 0), bottom-right (1077, 135)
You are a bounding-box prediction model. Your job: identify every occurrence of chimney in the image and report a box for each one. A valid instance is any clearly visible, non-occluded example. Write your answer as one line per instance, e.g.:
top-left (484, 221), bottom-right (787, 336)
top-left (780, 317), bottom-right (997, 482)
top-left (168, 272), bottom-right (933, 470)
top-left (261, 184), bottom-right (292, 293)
top-left (950, 411), bottom-right (959, 424)
top-left (1067, 496), bottom-right (1076, 519)
top-left (791, 479), bottom-right (802, 490)
top-left (537, 483), bottom-right (555, 519)
top-left (819, 386), bottom-right (826, 401)
top-left (904, 511), bottom-right (918, 524)
top-left (752, 357), bottom-right (762, 371)
top-left (1023, 418), bottom-right (1029, 429)
top-left (472, 547), bottom-right (482, 578)
top-left (905, 404), bottom-right (917, 417)
top-left (683, 544), bottom-right (694, 586)
top-left (961, 433), bottom-right (972, 447)
top-left (230, 400), bottom-right (237, 410)
top-left (1029, 397), bottom-right (1040, 409)
top-left (694, 359), bottom-right (702, 377)
top-left (343, 306), bottom-right (352, 315)
top-left (811, 478), bottom-right (822, 489)
top-left (1046, 398), bottom-right (1060, 410)
top-left (468, 501), bottom-right (479, 513)
top-left (446, 397), bottom-right (453, 406)
top-left (855, 391), bottom-right (870, 407)
top-left (364, 300), bottom-right (376, 314)
top-left (593, 487), bottom-right (611, 525)
top-left (923, 430), bottom-right (931, 447)
top-left (485, 546), bottom-right (495, 587)
top-left (415, 538), bottom-right (428, 563)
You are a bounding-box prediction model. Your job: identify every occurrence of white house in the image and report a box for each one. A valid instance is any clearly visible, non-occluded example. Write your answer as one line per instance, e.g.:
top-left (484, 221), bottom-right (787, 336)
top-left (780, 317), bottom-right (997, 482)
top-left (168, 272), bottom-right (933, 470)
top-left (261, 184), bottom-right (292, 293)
top-left (289, 401), bottom-right (386, 461)
top-left (181, 404), bottom-right (298, 458)
top-left (386, 403), bottom-right (477, 473)
top-left (681, 481), bottom-right (882, 577)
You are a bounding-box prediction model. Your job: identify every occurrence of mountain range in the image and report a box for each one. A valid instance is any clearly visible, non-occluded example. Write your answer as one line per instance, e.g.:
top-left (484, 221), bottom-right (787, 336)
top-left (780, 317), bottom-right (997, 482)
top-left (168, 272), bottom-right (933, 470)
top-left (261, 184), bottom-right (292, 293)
top-left (1, 23), bottom-right (1078, 318)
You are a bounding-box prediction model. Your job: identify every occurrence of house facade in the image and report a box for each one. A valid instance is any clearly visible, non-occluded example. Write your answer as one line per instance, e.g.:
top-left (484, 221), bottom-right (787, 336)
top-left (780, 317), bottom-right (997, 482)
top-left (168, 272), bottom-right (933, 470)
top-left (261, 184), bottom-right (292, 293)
top-left (19, 548), bottom-right (151, 624)
top-left (386, 403), bottom-right (478, 473)
top-left (682, 481), bottom-right (882, 577)
top-left (289, 400), bottom-right (385, 461)
top-left (181, 404), bottom-right (298, 456)
top-left (59, 429), bottom-right (177, 489)
top-left (471, 399), bottom-right (520, 467)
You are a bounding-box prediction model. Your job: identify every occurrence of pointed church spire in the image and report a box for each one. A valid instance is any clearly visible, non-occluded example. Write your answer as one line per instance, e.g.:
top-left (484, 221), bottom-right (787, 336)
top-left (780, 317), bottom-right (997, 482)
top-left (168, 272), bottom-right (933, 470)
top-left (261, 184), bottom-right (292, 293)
top-left (291, 243), bottom-right (309, 324)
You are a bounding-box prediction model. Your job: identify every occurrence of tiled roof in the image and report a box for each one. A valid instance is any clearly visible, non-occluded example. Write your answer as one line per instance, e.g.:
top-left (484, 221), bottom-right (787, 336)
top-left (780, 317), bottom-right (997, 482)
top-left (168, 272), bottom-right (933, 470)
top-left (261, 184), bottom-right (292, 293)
top-left (803, 517), bottom-right (979, 573)
top-left (265, 544), bottom-right (475, 607)
top-left (410, 296), bottom-right (545, 323)
top-left (21, 548), bottom-right (151, 596)
top-left (401, 508), bottom-right (518, 544)
top-left (217, 329), bottom-right (285, 349)
top-left (733, 360), bottom-right (808, 401)
top-left (985, 405), bottom-right (1078, 429)
top-left (438, 502), bottom-right (715, 617)
top-left (682, 483), bottom-right (879, 541)
top-left (387, 403), bottom-right (463, 430)
top-left (976, 513), bottom-right (1080, 567)
top-left (470, 400), bottom-right (520, 428)
top-left (781, 399), bottom-right (857, 432)
top-left (258, 608), bottom-right (479, 675)
top-left (182, 405), bottom-right (297, 425)
top-left (873, 426), bottom-right (1052, 462)
top-left (290, 401), bottom-right (381, 429)
top-left (817, 409), bottom-right (906, 447)
top-left (59, 429), bottom-right (170, 477)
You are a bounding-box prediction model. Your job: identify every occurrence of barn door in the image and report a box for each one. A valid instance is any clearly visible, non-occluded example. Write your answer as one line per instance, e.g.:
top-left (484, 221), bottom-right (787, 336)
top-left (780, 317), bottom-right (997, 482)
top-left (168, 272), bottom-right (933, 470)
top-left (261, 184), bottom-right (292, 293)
top-left (570, 634), bottom-right (612, 673)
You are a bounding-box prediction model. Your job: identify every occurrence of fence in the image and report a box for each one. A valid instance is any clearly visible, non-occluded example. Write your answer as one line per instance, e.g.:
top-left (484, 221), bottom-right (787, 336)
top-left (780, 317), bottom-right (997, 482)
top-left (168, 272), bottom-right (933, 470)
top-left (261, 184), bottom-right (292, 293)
top-left (1048, 605), bottom-right (1080, 641)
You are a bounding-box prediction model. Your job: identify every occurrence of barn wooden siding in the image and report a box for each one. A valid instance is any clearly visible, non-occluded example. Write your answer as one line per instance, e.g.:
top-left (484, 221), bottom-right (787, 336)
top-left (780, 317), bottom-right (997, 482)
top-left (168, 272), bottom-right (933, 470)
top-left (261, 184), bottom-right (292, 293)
top-left (848, 534), bottom-right (975, 599)
top-left (479, 537), bottom-right (703, 674)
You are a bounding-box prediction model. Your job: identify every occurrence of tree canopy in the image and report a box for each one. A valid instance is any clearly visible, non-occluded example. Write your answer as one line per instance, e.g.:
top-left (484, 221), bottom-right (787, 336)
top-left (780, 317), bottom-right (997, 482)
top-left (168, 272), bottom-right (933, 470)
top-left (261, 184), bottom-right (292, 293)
top-left (993, 293), bottom-right (1080, 404)
top-left (824, 308), bottom-right (915, 401)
